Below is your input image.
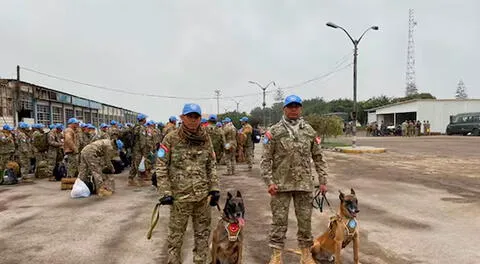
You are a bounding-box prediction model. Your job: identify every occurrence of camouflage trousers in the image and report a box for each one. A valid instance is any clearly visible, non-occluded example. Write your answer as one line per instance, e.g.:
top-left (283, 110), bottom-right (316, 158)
top-left (46, 148), bottom-right (61, 178)
top-left (0, 153), bottom-right (13, 172)
top-left (224, 148), bottom-right (236, 174)
top-left (167, 197), bottom-right (211, 264)
top-left (66, 153), bottom-right (79, 178)
top-left (128, 152), bottom-right (143, 180)
top-left (16, 152), bottom-right (30, 176)
top-left (78, 152), bottom-right (113, 191)
top-left (269, 191), bottom-right (313, 249)
top-left (213, 144), bottom-right (224, 164)
top-left (34, 152), bottom-right (49, 179)
top-left (245, 144), bottom-right (253, 168)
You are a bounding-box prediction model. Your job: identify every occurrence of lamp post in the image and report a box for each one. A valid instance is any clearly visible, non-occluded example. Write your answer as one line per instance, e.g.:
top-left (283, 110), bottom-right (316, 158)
top-left (248, 80), bottom-right (276, 128)
top-left (326, 22), bottom-right (378, 148)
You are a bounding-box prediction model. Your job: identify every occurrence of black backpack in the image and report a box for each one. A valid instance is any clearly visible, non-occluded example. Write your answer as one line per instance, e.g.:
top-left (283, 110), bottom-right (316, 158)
top-left (54, 162), bottom-right (67, 181)
top-left (252, 128), bottom-right (261, 144)
top-left (1, 169), bottom-right (18, 185)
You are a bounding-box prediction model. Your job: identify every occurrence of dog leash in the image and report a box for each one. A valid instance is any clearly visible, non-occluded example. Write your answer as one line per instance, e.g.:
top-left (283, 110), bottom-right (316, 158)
top-left (312, 188), bottom-right (336, 215)
top-left (147, 202), bottom-right (162, 240)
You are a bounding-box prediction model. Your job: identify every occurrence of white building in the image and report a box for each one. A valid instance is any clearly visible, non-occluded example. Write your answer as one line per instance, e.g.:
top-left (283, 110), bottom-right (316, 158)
top-left (365, 99), bottom-right (480, 133)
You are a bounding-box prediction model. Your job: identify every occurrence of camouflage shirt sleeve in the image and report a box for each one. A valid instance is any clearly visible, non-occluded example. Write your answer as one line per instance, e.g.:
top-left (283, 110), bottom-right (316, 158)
top-left (206, 139), bottom-right (219, 192)
top-left (138, 126), bottom-right (148, 155)
top-left (156, 135), bottom-right (172, 197)
top-left (311, 134), bottom-right (328, 185)
top-left (48, 132), bottom-right (63, 147)
top-left (260, 130), bottom-right (275, 186)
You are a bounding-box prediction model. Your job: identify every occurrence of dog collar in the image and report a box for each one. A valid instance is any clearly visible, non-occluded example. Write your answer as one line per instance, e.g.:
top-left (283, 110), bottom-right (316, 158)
top-left (223, 221), bottom-right (242, 242)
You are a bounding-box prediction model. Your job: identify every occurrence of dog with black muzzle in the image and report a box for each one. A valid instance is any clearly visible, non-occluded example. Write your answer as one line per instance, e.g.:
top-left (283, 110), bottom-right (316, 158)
top-left (311, 188), bottom-right (360, 264)
top-left (210, 191), bottom-right (245, 264)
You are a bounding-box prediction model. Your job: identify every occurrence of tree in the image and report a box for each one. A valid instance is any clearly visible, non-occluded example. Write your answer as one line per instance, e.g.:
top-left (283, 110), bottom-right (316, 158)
top-left (304, 114), bottom-right (343, 139)
top-left (455, 80), bottom-right (468, 99)
top-left (274, 88), bottom-right (284, 102)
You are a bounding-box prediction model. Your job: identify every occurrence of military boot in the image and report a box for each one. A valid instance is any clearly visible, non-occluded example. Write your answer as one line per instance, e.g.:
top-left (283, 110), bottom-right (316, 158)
top-left (98, 187), bottom-right (113, 197)
top-left (268, 248), bottom-right (283, 264)
top-left (300, 247), bottom-right (315, 264)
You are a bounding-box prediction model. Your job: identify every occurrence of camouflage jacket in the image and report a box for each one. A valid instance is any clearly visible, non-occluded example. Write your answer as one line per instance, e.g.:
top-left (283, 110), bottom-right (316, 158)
top-left (92, 130), bottom-right (110, 142)
top-left (81, 139), bottom-right (117, 169)
top-left (64, 127), bottom-right (79, 154)
top-left (223, 123), bottom-right (237, 149)
top-left (260, 118), bottom-right (328, 192)
top-left (48, 130), bottom-right (63, 149)
top-left (242, 123), bottom-right (253, 147)
top-left (206, 123), bottom-right (226, 148)
top-left (0, 131), bottom-right (15, 155)
top-left (163, 122), bottom-right (176, 136)
top-left (15, 130), bottom-right (31, 154)
top-left (155, 128), bottom-right (219, 202)
top-left (131, 124), bottom-right (147, 155)
top-left (108, 126), bottom-right (120, 140)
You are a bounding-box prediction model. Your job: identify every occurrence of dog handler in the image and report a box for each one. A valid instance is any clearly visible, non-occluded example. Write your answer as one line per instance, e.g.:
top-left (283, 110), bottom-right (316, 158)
top-left (261, 94), bottom-right (328, 264)
top-left (156, 103), bottom-right (220, 264)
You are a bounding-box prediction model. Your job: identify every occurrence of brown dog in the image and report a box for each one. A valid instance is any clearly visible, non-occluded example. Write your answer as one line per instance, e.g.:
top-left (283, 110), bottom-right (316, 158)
top-left (210, 191), bottom-right (245, 264)
top-left (310, 188), bottom-right (360, 264)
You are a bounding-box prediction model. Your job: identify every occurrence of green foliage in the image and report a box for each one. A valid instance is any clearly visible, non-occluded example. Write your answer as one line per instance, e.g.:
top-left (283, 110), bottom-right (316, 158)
top-left (218, 111), bottom-right (249, 129)
top-left (304, 114), bottom-right (344, 139)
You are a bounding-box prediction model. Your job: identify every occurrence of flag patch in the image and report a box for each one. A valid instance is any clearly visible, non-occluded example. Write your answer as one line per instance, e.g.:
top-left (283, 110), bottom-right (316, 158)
top-left (315, 136), bottom-right (322, 144)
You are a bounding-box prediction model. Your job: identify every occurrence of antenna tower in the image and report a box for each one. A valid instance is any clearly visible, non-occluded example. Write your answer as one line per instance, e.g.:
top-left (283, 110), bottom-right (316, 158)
top-left (405, 9), bottom-right (418, 96)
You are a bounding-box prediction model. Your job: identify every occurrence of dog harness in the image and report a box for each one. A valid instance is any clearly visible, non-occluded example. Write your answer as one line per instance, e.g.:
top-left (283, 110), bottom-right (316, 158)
top-left (328, 215), bottom-right (358, 248)
top-left (223, 220), bottom-right (242, 242)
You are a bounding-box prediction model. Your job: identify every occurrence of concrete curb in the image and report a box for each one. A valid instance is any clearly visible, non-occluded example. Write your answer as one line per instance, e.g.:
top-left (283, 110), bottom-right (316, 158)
top-left (333, 147), bottom-right (387, 154)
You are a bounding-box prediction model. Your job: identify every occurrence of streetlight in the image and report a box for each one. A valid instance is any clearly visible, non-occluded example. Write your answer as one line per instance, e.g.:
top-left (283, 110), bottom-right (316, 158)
top-left (248, 80), bottom-right (276, 128)
top-left (231, 99), bottom-right (241, 112)
top-left (326, 22), bottom-right (378, 148)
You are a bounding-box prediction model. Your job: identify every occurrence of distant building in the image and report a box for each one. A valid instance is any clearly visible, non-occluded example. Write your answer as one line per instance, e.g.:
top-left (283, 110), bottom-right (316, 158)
top-left (0, 79), bottom-right (139, 126)
top-left (365, 99), bottom-right (480, 133)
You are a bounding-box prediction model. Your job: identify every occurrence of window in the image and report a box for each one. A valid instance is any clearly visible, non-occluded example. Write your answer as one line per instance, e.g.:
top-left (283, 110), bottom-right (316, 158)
top-left (91, 112), bottom-right (98, 126)
top-left (65, 109), bottom-right (74, 120)
top-left (37, 104), bottom-right (50, 125)
top-left (84, 111), bottom-right (91, 123)
top-left (52, 106), bottom-right (63, 124)
top-left (75, 110), bottom-right (83, 121)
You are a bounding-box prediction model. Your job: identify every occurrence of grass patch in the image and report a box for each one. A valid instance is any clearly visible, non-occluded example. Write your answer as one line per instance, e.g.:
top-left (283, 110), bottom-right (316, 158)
top-left (321, 141), bottom-right (351, 148)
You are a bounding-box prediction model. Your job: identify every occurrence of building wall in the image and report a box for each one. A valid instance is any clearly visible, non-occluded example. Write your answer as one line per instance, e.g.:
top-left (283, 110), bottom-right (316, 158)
top-left (417, 100), bottom-right (480, 133)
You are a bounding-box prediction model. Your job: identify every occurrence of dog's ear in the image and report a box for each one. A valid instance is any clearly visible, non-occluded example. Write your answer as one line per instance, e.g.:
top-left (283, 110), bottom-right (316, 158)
top-left (236, 191), bottom-right (242, 198)
top-left (227, 192), bottom-right (233, 200)
top-left (339, 190), bottom-right (345, 201)
top-left (350, 188), bottom-right (356, 195)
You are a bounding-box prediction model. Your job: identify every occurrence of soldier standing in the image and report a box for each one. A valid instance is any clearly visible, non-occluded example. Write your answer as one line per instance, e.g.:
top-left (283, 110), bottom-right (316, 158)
top-left (0, 125), bottom-right (16, 173)
top-left (15, 122), bottom-right (32, 181)
top-left (108, 120), bottom-right (120, 140)
top-left (222, 117), bottom-right (237, 175)
top-left (163, 116), bottom-right (177, 136)
top-left (261, 95), bottom-right (328, 264)
top-left (156, 103), bottom-right (219, 264)
top-left (240, 116), bottom-right (253, 170)
top-left (64, 118), bottom-right (80, 178)
top-left (92, 123), bottom-right (110, 142)
top-left (77, 123), bottom-right (90, 152)
top-left (47, 124), bottom-right (63, 180)
top-left (31, 124), bottom-right (49, 179)
top-left (128, 113), bottom-right (148, 186)
top-left (206, 114), bottom-right (225, 164)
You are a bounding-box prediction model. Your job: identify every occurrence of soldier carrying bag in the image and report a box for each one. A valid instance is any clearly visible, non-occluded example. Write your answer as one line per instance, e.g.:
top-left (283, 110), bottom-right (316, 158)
top-left (33, 133), bottom-right (49, 152)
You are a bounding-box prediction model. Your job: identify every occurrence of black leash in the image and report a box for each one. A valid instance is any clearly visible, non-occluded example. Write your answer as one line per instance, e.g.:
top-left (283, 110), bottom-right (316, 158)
top-left (312, 187), bottom-right (332, 213)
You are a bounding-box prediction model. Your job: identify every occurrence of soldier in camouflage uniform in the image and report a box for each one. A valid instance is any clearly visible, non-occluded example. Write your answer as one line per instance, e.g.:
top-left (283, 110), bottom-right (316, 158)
top-left (261, 95), bottom-right (328, 264)
top-left (77, 123), bottom-right (90, 152)
top-left (64, 118), bottom-right (80, 178)
top-left (222, 117), bottom-right (237, 175)
top-left (128, 113), bottom-right (148, 186)
top-left (92, 123), bottom-right (110, 142)
top-left (163, 116), bottom-right (177, 136)
top-left (156, 103), bottom-right (220, 264)
top-left (144, 120), bottom-right (159, 180)
top-left (108, 120), bottom-right (120, 140)
top-left (240, 116), bottom-right (254, 170)
top-left (78, 138), bottom-right (122, 197)
top-left (0, 125), bottom-right (16, 173)
top-left (15, 122), bottom-right (33, 181)
top-left (31, 124), bottom-right (50, 179)
top-left (205, 114), bottom-right (225, 164)
top-left (47, 124), bottom-right (64, 180)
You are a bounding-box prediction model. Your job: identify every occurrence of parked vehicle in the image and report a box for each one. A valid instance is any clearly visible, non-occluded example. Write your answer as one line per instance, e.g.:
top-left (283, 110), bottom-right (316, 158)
top-left (446, 112), bottom-right (480, 136)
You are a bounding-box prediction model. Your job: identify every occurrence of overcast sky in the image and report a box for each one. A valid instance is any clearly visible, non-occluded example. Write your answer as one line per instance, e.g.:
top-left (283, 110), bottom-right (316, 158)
top-left (1, 0), bottom-right (479, 122)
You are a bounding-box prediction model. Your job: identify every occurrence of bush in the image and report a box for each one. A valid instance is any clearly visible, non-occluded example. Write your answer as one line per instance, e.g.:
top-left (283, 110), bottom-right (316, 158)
top-left (304, 114), bottom-right (344, 139)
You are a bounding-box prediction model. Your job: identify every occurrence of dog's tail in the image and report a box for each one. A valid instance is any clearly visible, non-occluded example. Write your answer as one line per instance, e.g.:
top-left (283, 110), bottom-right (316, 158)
top-left (283, 247), bottom-right (301, 255)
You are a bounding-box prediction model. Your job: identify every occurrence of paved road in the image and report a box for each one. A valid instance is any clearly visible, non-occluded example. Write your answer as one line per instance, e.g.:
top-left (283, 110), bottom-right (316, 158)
top-left (1, 136), bottom-right (479, 263)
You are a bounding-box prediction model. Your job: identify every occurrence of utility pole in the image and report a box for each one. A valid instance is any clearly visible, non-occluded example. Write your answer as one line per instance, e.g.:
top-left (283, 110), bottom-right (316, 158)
top-left (214, 90), bottom-right (221, 115)
top-left (13, 65), bottom-right (21, 126)
top-left (231, 99), bottom-right (241, 112)
top-left (248, 81), bottom-right (276, 128)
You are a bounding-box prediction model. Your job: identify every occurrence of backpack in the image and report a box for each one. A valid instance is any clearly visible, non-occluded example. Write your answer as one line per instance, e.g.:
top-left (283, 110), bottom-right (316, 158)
top-left (252, 128), bottom-right (261, 144)
top-left (1, 169), bottom-right (18, 185)
top-left (33, 132), bottom-right (49, 152)
top-left (54, 162), bottom-right (67, 181)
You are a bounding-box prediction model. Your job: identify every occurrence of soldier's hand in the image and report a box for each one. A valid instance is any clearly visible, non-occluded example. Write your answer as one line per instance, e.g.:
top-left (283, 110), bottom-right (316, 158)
top-left (208, 190), bottom-right (220, 206)
top-left (267, 184), bottom-right (278, 196)
top-left (320, 184), bottom-right (328, 195)
top-left (159, 195), bottom-right (174, 205)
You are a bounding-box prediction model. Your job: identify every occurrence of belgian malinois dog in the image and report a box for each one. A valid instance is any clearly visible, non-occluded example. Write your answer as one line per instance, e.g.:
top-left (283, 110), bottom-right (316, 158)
top-left (310, 188), bottom-right (360, 264)
top-left (210, 191), bottom-right (245, 264)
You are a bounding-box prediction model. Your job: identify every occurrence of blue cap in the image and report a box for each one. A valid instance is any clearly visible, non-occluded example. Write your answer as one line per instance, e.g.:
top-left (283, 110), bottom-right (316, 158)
top-left (100, 123), bottom-right (108, 129)
top-left (116, 139), bottom-right (124, 150)
top-left (240, 117), bottom-right (249, 122)
top-left (87, 124), bottom-right (96, 129)
top-left (126, 122), bottom-right (133, 127)
top-left (137, 113), bottom-right (148, 121)
top-left (284, 94), bottom-right (303, 107)
top-left (49, 124), bottom-right (55, 130)
top-left (216, 122), bottom-right (223, 127)
top-left (56, 123), bottom-right (64, 130)
top-left (19, 122), bottom-right (30, 129)
top-left (182, 103), bottom-right (202, 116)
top-left (169, 116), bottom-right (177, 122)
top-left (2, 124), bottom-right (13, 131)
top-left (80, 123), bottom-right (88, 128)
top-left (208, 114), bottom-right (217, 121)
top-left (68, 118), bottom-right (79, 124)
top-left (201, 118), bottom-right (207, 124)
top-left (224, 117), bottom-right (232, 123)
top-left (157, 122), bottom-right (164, 127)
top-left (34, 123), bottom-right (45, 129)
top-left (110, 120), bottom-right (117, 126)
